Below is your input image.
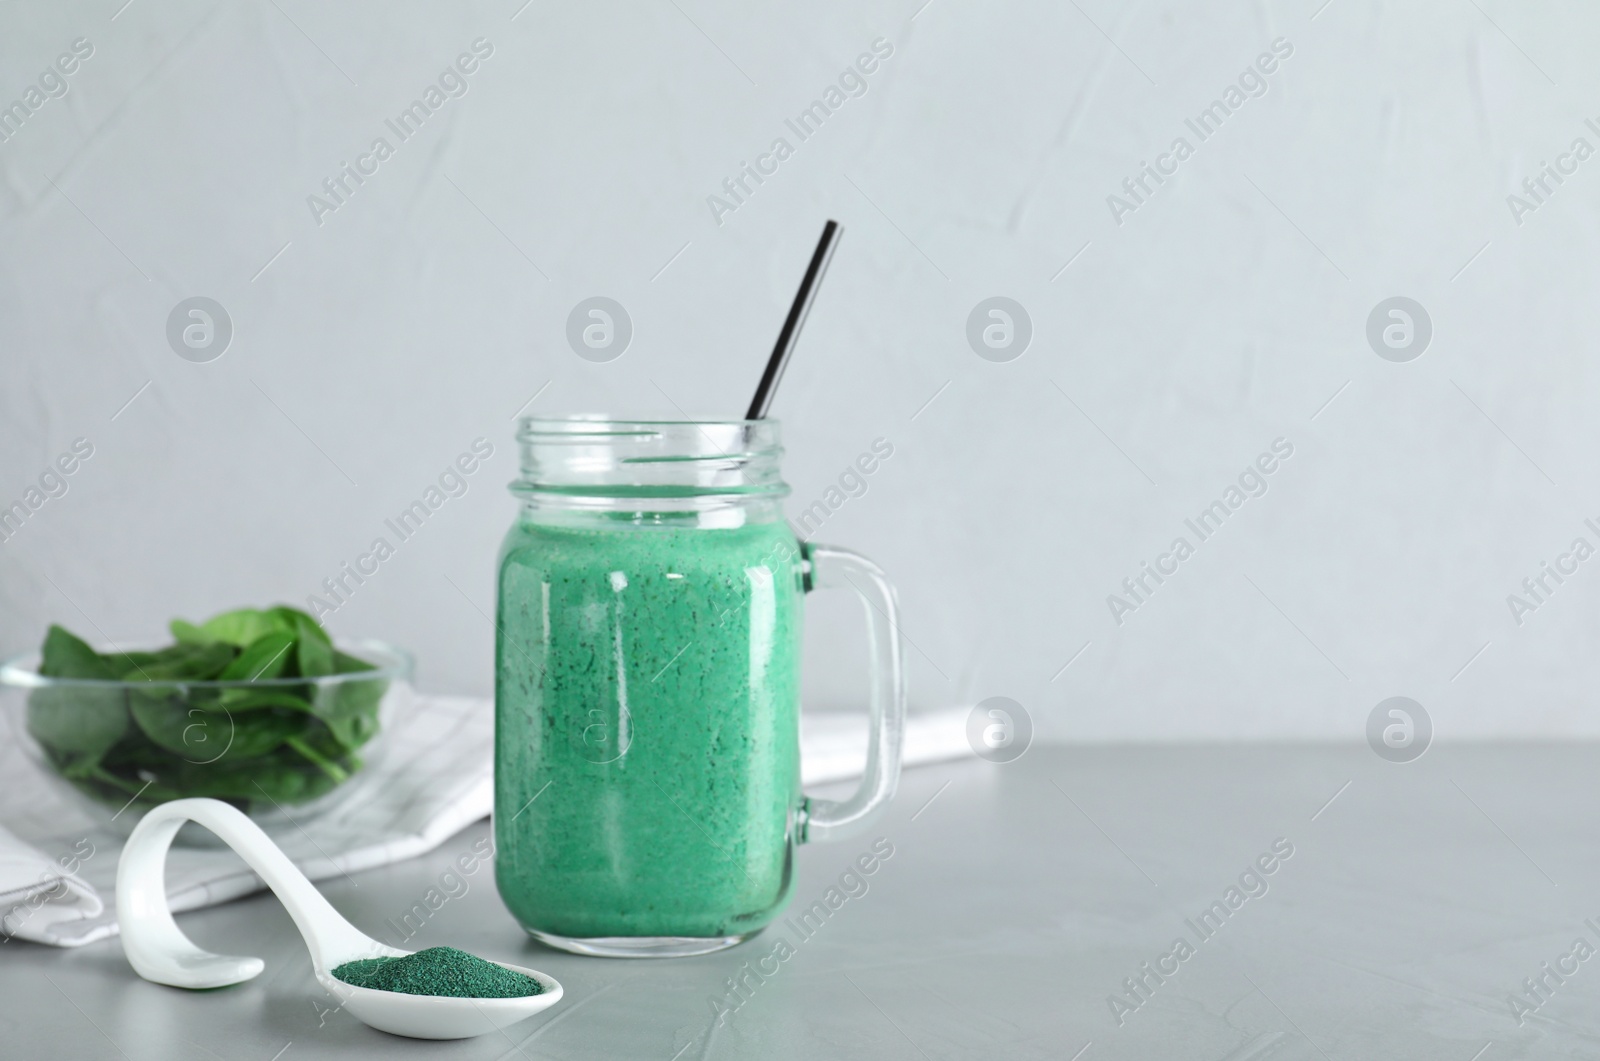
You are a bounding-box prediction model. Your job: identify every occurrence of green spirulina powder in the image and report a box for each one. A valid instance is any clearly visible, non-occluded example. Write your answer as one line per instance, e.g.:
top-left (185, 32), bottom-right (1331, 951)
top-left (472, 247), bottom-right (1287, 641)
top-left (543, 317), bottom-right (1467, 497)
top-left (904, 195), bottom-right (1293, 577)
top-left (333, 946), bottom-right (544, 999)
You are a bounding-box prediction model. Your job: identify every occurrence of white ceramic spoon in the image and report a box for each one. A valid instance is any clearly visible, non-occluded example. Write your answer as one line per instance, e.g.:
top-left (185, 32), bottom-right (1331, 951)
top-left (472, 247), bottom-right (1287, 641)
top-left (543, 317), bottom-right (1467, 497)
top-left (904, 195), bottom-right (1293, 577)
top-left (117, 797), bottom-right (562, 1040)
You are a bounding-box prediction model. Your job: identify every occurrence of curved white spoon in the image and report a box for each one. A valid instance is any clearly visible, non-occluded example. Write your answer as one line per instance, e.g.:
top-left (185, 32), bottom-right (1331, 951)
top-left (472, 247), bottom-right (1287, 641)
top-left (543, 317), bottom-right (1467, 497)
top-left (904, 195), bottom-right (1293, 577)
top-left (117, 798), bottom-right (562, 1040)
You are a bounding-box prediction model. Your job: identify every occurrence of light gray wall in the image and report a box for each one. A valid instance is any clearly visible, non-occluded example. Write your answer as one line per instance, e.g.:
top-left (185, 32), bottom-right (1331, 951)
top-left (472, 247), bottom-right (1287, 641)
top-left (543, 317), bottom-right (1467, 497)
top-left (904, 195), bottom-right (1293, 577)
top-left (3, 0), bottom-right (1597, 740)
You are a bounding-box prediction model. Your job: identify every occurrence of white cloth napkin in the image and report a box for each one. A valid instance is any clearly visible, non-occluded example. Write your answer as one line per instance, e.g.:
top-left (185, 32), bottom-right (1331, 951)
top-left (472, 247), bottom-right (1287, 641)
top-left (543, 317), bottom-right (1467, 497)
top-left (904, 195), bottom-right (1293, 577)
top-left (0, 695), bottom-right (970, 948)
top-left (0, 822), bottom-right (102, 939)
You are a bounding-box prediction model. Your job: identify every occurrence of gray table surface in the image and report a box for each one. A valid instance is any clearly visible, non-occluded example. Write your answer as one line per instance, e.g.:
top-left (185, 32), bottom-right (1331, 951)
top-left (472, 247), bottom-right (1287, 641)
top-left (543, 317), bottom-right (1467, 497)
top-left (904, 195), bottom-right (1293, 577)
top-left (3, 744), bottom-right (1597, 1060)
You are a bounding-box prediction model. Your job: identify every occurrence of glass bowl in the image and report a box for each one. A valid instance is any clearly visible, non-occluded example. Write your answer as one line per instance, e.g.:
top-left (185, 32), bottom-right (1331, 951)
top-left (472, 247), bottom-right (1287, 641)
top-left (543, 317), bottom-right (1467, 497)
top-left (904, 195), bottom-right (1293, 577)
top-left (0, 638), bottom-right (413, 840)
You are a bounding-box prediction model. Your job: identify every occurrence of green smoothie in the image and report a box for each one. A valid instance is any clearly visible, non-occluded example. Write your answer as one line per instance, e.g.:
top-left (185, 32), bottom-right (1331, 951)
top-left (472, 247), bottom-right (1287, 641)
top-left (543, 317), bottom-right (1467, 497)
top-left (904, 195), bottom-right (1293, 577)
top-left (494, 517), bottom-right (804, 940)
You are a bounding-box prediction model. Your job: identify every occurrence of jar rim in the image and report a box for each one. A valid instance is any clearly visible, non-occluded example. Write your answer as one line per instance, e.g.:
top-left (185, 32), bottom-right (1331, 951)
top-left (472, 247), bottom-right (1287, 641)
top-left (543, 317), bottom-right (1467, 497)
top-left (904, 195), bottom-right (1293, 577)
top-left (517, 415), bottom-right (780, 437)
top-left (512, 416), bottom-right (787, 508)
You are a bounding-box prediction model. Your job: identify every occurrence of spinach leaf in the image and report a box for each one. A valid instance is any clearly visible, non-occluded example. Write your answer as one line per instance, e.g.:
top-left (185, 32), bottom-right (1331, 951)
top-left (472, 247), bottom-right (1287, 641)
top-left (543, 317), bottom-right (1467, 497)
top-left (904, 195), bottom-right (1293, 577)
top-left (169, 618), bottom-right (216, 645)
top-left (130, 694), bottom-right (222, 756)
top-left (100, 649), bottom-right (167, 676)
top-left (218, 631), bottom-right (297, 682)
top-left (333, 650), bottom-right (377, 674)
top-left (126, 642), bottom-right (237, 682)
top-left (98, 731), bottom-right (196, 785)
top-left (293, 616), bottom-right (334, 678)
top-left (284, 733), bottom-right (350, 783)
top-left (315, 676), bottom-right (385, 750)
top-left (215, 689), bottom-right (316, 713)
top-left (218, 711), bottom-right (307, 760)
top-left (246, 752), bottom-right (344, 804)
top-left (310, 650), bottom-right (386, 749)
top-left (273, 605), bottom-right (330, 644)
top-left (26, 686), bottom-right (128, 756)
top-left (198, 608), bottom-right (290, 648)
top-left (38, 625), bottom-right (115, 680)
top-left (31, 627), bottom-right (129, 763)
top-left (297, 718), bottom-right (355, 759)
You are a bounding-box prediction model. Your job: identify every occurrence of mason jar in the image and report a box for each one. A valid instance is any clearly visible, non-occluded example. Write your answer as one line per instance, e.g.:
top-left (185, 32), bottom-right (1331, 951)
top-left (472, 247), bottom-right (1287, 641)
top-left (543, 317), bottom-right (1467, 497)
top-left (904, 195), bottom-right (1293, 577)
top-left (493, 417), bottom-right (905, 957)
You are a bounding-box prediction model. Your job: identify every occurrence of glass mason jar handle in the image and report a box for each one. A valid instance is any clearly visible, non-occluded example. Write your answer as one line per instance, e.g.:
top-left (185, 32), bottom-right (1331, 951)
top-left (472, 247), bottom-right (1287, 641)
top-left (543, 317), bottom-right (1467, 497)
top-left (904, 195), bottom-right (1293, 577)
top-left (798, 542), bottom-right (906, 844)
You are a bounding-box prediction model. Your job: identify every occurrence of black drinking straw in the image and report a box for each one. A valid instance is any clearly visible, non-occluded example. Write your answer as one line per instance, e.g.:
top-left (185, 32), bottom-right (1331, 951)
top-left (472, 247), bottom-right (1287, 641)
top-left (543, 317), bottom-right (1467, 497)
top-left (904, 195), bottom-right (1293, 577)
top-left (744, 220), bottom-right (842, 420)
